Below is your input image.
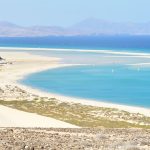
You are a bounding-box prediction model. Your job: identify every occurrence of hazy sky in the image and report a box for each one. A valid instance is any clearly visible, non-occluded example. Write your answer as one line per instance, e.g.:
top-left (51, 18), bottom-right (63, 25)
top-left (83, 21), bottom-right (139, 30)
top-left (0, 0), bottom-right (150, 27)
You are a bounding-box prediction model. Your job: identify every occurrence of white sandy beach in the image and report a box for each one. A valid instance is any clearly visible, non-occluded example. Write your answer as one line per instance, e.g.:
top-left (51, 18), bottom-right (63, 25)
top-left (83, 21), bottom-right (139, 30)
top-left (0, 49), bottom-right (150, 128)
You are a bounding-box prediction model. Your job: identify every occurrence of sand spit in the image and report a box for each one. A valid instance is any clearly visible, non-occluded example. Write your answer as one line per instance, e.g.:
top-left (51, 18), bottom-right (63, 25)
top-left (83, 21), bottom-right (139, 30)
top-left (1, 46), bottom-right (150, 57)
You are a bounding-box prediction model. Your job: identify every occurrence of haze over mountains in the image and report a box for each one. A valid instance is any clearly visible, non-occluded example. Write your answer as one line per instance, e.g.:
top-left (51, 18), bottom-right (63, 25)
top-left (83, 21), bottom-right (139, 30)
top-left (0, 18), bottom-right (150, 37)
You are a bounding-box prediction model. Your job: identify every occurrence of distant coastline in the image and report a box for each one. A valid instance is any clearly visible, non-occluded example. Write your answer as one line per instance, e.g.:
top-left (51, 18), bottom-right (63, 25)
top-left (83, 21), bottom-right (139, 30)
top-left (1, 19), bottom-right (150, 36)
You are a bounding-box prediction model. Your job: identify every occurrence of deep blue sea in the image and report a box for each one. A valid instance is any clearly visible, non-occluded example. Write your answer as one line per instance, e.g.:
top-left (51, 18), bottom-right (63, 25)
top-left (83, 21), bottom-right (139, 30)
top-left (1, 35), bottom-right (150, 52)
top-left (1, 36), bottom-right (150, 108)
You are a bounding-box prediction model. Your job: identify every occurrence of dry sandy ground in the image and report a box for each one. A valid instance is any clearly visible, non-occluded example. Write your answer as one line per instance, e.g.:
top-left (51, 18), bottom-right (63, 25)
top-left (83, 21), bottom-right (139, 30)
top-left (0, 105), bottom-right (78, 128)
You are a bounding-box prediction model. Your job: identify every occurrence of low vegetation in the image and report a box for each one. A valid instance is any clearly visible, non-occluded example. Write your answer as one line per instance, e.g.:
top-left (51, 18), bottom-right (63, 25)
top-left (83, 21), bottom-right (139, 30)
top-left (0, 98), bottom-right (150, 128)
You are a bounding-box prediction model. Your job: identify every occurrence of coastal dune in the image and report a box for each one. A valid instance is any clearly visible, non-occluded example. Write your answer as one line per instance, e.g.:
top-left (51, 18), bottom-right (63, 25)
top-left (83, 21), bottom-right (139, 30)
top-left (0, 105), bottom-right (78, 128)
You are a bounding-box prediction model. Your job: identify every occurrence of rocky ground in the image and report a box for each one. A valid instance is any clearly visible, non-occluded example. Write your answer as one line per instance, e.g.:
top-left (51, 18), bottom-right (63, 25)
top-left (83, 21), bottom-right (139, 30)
top-left (0, 128), bottom-right (150, 150)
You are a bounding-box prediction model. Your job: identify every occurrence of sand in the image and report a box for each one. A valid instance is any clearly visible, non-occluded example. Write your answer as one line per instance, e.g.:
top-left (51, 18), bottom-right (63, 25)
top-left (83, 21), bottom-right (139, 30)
top-left (0, 105), bottom-right (78, 128)
top-left (0, 49), bottom-right (150, 128)
top-left (1, 46), bottom-right (150, 57)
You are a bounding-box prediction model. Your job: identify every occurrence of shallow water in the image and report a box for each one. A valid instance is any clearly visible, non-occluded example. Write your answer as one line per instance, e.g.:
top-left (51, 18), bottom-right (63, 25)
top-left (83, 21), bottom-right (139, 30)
top-left (22, 65), bottom-right (150, 108)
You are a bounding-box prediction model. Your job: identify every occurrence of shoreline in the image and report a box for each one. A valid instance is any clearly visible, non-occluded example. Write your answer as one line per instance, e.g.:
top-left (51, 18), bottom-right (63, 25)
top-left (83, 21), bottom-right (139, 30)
top-left (1, 46), bottom-right (150, 58)
top-left (16, 82), bottom-right (150, 117)
top-left (0, 50), bottom-right (150, 117)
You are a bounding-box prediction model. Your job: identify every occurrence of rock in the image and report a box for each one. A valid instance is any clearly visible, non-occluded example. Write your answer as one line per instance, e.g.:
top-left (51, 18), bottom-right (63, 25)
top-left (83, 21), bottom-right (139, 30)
top-left (0, 128), bottom-right (150, 150)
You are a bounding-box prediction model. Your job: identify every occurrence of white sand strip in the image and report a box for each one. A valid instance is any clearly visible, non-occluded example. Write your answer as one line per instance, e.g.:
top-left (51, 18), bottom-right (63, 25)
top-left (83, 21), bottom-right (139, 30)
top-left (128, 62), bottom-right (150, 66)
top-left (1, 46), bottom-right (150, 57)
top-left (0, 105), bottom-right (78, 128)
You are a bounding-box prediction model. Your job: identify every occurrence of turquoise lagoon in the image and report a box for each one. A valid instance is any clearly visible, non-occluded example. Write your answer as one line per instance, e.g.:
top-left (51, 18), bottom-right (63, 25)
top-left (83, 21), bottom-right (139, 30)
top-left (21, 65), bottom-right (150, 108)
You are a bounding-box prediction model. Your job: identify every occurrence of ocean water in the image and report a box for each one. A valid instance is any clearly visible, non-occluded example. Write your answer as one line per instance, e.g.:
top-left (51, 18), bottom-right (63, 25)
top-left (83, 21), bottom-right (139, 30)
top-left (1, 35), bottom-right (150, 52)
top-left (1, 36), bottom-right (150, 108)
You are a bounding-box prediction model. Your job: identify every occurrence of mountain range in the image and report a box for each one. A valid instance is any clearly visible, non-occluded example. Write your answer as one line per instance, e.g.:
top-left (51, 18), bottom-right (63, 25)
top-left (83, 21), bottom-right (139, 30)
top-left (0, 18), bottom-right (150, 37)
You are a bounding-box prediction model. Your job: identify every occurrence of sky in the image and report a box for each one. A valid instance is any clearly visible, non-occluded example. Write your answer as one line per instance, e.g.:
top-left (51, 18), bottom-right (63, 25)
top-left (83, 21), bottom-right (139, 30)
top-left (0, 0), bottom-right (150, 27)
